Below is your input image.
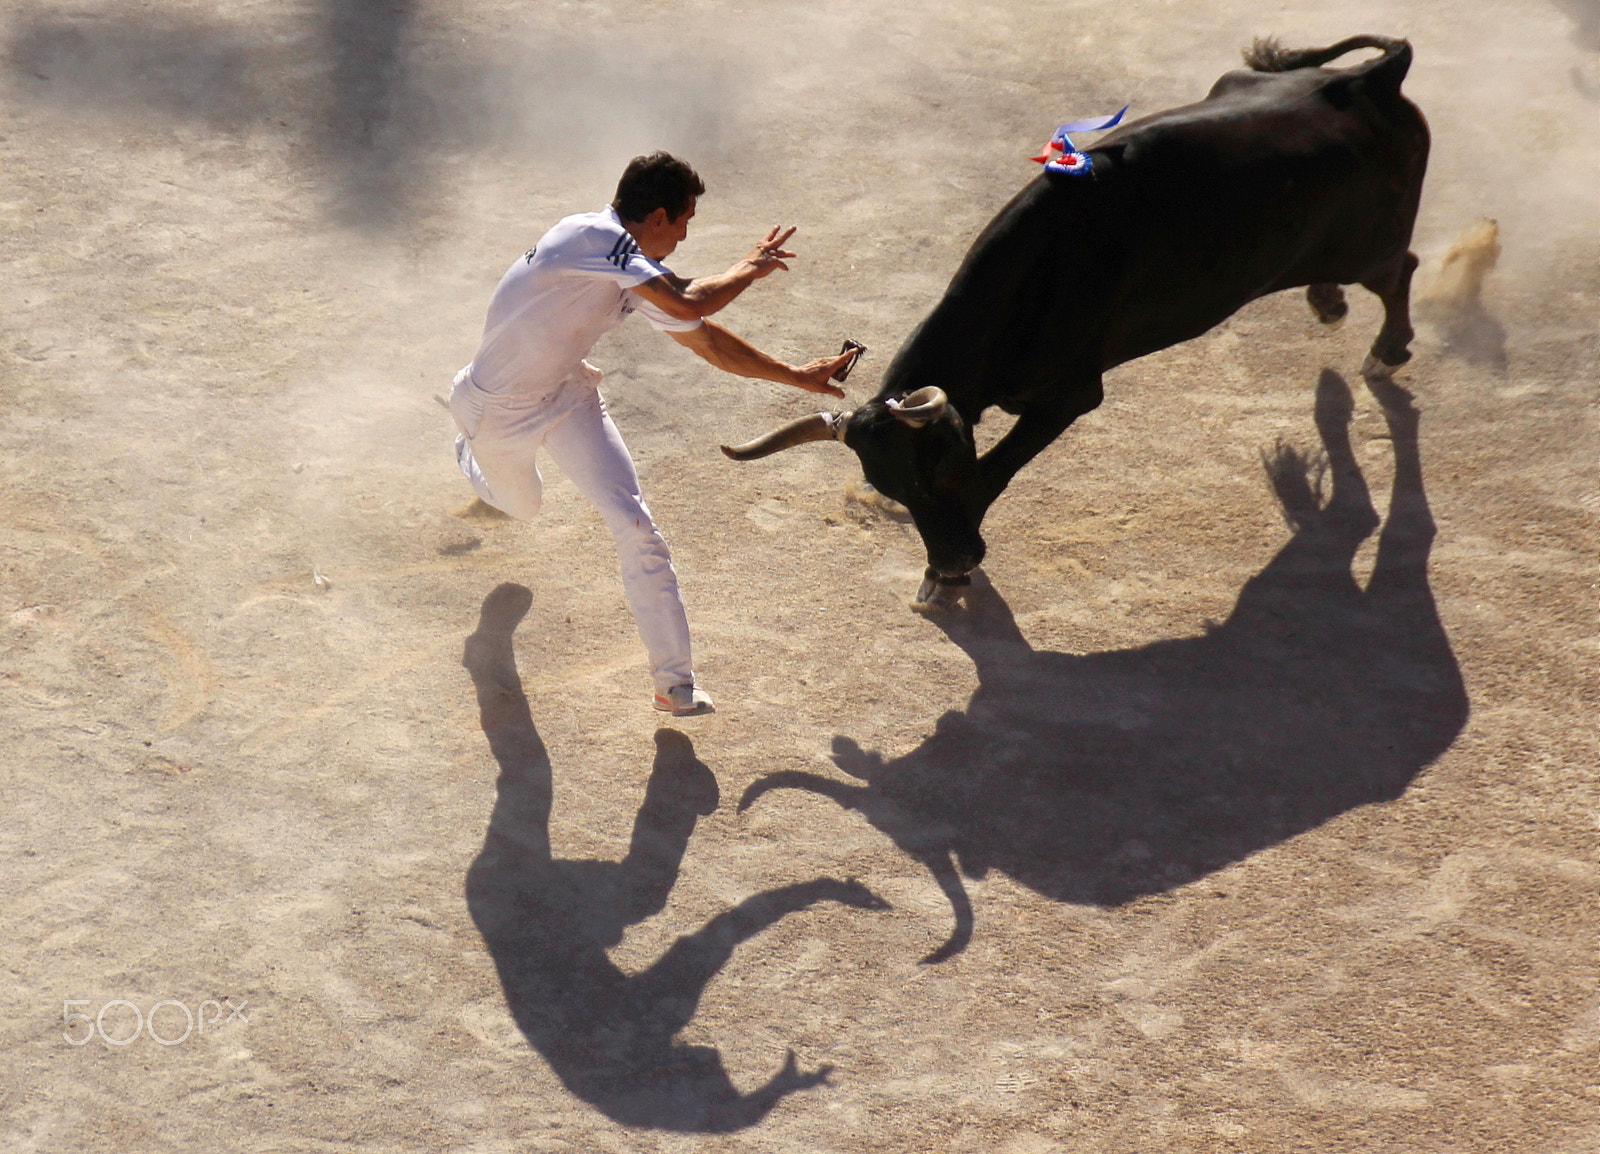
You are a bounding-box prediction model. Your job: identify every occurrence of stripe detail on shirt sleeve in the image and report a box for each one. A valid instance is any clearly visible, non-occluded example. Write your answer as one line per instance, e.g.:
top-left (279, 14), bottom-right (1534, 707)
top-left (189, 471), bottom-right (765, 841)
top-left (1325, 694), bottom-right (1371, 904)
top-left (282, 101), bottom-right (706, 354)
top-left (607, 234), bottom-right (641, 270)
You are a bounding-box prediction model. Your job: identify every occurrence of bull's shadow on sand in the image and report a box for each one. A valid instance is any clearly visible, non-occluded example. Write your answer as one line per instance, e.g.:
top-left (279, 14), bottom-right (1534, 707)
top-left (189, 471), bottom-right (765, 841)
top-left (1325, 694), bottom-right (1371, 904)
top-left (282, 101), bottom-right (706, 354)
top-left (462, 584), bottom-right (887, 1132)
top-left (742, 370), bottom-right (1469, 961)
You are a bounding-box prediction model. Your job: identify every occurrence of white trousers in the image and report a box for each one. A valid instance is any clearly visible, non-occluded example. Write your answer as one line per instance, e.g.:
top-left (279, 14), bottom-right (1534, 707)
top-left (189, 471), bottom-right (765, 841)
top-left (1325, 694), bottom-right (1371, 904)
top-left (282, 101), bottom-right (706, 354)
top-left (450, 364), bottom-right (695, 693)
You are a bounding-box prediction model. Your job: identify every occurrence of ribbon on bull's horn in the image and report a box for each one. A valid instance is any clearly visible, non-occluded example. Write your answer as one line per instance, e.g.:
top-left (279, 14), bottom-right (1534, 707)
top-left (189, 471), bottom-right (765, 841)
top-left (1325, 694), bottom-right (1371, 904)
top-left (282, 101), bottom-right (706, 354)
top-left (1030, 104), bottom-right (1129, 176)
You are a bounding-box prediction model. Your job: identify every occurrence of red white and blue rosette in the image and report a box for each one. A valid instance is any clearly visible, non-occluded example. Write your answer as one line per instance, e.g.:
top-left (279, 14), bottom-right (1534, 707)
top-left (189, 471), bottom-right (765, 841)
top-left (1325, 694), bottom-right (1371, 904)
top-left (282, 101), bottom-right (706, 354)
top-left (1030, 105), bottom-right (1129, 177)
top-left (1047, 149), bottom-right (1093, 175)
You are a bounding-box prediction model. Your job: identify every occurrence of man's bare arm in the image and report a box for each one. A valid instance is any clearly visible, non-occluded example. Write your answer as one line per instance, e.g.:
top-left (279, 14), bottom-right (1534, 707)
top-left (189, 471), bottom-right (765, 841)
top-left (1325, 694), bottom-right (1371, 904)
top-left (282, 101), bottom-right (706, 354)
top-left (630, 225), bottom-right (799, 321)
top-left (669, 320), bottom-right (850, 399)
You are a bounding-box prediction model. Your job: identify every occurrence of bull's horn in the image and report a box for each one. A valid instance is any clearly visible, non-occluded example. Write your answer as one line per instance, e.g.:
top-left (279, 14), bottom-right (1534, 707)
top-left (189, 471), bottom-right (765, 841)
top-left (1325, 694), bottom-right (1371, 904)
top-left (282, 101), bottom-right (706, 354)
top-left (721, 411), bottom-right (850, 461)
top-left (887, 386), bottom-right (948, 427)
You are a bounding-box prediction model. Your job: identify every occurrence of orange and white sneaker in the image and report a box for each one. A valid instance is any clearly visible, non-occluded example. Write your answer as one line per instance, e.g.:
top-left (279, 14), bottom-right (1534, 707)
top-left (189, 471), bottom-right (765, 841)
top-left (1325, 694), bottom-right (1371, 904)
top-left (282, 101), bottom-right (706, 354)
top-left (653, 684), bottom-right (715, 717)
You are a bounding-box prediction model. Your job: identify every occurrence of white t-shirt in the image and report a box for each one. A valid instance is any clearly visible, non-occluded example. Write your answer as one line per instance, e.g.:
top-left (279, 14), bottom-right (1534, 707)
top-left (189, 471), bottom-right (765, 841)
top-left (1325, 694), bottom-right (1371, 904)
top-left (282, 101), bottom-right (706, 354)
top-left (467, 206), bottom-right (703, 399)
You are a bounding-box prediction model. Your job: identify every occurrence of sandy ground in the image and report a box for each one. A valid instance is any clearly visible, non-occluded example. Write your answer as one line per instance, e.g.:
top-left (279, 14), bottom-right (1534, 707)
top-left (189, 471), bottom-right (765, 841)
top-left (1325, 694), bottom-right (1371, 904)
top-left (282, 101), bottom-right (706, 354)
top-left (2, 1), bottom-right (1596, 1150)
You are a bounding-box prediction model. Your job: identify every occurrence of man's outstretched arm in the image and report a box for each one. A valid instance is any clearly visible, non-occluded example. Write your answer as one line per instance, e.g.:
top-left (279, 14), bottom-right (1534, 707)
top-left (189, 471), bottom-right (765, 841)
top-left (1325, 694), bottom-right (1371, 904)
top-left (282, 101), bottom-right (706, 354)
top-left (631, 226), bottom-right (800, 321)
top-left (669, 320), bottom-right (850, 399)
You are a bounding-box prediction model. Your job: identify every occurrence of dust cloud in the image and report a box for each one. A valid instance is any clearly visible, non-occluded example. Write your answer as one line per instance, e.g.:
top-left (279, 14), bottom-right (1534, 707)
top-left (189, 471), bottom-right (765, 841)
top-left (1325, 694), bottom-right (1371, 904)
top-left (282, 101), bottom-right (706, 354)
top-left (1402, 4), bottom-right (1598, 279)
top-left (3, 1), bottom-right (749, 227)
top-left (4, 2), bottom-right (1593, 247)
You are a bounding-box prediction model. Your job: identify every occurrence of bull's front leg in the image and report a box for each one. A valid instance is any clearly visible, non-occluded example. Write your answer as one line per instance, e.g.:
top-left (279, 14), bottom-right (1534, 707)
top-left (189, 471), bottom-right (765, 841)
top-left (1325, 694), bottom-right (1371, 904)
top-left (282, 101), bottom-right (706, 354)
top-left (915, 386), bottom-right (1102, 610)
top-left (974, 381), bottom-right (1104, 508)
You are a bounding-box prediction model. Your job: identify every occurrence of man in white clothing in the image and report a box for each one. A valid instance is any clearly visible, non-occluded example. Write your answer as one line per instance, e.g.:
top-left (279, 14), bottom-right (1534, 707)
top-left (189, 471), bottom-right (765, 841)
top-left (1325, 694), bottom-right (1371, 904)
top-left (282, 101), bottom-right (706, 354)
top-left (451, 152), bottom-right (854, 716)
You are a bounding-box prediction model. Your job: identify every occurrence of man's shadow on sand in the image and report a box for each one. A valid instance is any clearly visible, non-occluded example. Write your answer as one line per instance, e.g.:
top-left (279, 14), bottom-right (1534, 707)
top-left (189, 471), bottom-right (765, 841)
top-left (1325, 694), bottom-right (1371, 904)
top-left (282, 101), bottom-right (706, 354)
top-left (742, 370), bottom-right (1470, 961)
top-left (462, 584), bottom-right (887, 1132)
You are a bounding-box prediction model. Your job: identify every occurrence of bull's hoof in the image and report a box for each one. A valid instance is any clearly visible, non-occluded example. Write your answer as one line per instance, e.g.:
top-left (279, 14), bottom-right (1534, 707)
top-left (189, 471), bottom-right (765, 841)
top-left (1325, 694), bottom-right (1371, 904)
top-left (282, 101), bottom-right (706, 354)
top-left (1306, 283), bottom-right (1348, 325)
top-left (1360, 353), bottom-right (1394, 384)
top-left (911, 571), bottom-right (971, 612)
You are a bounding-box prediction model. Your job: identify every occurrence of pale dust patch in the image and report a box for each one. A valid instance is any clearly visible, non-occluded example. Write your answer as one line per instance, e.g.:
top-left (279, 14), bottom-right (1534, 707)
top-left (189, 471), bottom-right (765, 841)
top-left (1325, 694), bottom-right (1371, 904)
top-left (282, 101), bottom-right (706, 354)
top-left (131, 753), bottom-right (196, 779)
top-left (1113, 1002), bottom-right (1184, 1038)
top-left (369, 851), bottom-right (437, 880)
top-left (318, 972), bottom-right (389, 1027)
top-left (869, 556), bottom-right (927, 588)
top-left (8, 603), bottom-right (59, 625)
top-left (394, 904), bottom-right (441, 929)
top-left (1278, 1069), bottom-right (1430, 1111)
top-left (1211, 1115), bottom-right (1249, 1138)
top-left (746, 497), bottom-right (797, 532)
top-left (1102, 976), bottom-right (1184, 1038)
top-left (1559, 1001), bottom-right (1600, 1052)
top-left (252, 890), bottom-right (341, 926)
top-left (997, 1130), bottom-right (1062, 1153)
top-left (1483, 1062), bottom-right (1534, 1085)
top-left (1029, 555), bottom-right (1093, 581)
top-left (1407, 851), bottom-right (1482, 933)
top-left (2, 678), bottom-right (75, 710)
top-left (144, 611), bottom-right (216, 732)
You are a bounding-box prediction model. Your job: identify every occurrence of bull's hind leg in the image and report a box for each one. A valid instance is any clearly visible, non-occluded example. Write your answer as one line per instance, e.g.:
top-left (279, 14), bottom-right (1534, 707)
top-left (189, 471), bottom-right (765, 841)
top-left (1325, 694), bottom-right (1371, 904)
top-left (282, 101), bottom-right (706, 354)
top-left (1307, 282), bottom-right (1348, 325)
top-left (1362, 250), bottom-right (1421, 367)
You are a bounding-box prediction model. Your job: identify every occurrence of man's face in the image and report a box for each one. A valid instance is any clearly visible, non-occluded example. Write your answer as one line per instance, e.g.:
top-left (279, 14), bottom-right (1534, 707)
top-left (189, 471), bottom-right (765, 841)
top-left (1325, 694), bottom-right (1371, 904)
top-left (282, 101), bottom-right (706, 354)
top-left (637, 197), bottom-right (696, 260)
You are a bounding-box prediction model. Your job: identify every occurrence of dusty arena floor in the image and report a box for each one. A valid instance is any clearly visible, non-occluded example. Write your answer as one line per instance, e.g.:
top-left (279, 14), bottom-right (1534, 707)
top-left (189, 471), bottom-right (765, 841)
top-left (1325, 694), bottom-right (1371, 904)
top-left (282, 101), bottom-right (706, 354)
top-left (2, 1), bottom-right (1596, 1150)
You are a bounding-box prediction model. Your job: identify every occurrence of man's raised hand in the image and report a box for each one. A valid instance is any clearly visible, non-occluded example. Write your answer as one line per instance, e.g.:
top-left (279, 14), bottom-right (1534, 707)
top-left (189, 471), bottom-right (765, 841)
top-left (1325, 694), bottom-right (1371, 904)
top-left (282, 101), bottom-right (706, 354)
top-left (744, 225), bottom-right (798, 277)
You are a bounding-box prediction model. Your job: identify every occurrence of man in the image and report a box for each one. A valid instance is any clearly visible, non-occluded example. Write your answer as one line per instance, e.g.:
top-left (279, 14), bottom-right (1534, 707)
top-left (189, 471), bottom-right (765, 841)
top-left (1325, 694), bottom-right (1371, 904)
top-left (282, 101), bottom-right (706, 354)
top-left (451, 151), bottom-right (854, 717)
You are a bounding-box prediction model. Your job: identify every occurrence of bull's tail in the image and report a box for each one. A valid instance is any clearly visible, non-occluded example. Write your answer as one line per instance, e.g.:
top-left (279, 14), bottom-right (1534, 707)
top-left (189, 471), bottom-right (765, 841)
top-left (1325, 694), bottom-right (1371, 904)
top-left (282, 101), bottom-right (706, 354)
top-left (1244, 35), bottom-right (1412, 89)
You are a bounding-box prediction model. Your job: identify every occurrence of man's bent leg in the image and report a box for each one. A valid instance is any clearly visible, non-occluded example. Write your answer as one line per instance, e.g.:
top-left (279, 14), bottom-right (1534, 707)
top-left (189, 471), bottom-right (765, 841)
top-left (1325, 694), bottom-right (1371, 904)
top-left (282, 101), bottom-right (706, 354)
top-left (542, 391), bottom-right (696, 694)
top-left (450, 386), bottom-right (547, 522)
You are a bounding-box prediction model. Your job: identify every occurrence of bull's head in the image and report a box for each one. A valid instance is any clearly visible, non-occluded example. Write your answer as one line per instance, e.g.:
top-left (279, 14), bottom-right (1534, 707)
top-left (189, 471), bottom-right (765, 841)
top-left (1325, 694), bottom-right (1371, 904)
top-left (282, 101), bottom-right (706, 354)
top-left (721, 387), bottom-right (987, 580)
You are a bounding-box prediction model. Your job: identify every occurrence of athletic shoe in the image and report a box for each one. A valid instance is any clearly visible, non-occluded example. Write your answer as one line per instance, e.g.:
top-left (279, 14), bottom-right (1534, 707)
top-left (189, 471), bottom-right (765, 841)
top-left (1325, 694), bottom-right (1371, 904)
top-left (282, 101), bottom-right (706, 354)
top-left (653, 684), bottom-right (715, 716)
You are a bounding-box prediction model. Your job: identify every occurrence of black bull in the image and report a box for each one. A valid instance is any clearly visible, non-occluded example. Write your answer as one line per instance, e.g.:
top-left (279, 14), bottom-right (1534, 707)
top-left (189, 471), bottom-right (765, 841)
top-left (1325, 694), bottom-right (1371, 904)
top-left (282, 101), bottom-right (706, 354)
top-left (723, 35), bottom-right (1429, 601)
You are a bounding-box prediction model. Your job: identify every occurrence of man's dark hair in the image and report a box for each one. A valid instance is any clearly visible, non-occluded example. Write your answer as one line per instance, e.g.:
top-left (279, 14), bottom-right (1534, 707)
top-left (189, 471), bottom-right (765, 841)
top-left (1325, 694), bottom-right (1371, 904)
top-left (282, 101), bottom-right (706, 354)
top-left (611, 152), bottom-right (705, 223)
